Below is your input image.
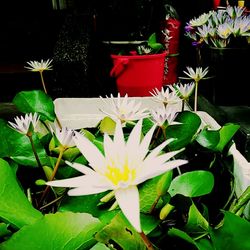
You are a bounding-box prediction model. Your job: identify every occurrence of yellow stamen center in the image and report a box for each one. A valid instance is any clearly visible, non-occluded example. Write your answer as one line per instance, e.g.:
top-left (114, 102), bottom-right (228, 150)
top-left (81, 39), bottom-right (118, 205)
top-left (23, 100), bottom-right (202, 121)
top-left (105, 165), bottom-right (136, 187)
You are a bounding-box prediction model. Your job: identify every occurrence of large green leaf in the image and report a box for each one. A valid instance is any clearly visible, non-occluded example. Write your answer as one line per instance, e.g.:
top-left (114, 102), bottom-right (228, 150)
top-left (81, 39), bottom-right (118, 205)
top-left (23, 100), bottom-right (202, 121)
top-left (168, 170), bottom-right (214, 197)
top-left (210, 211), bottom-right (250, 250)
top-left (12, 90), bottom-right (56, 122)
top-left (0, 212), bottom-right (103, 250)
top-left (0, 158), bottom-right (42, 229)
top-left (215, 123), bottom-right (240, 152)
top-left (166, 111), bottom-right (201, 150)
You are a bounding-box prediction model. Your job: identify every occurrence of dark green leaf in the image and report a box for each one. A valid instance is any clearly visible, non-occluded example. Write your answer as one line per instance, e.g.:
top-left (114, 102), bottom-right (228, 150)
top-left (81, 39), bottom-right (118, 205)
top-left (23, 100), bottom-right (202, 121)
top-left (169, 170), bottom-right (214, 197)
top-left (215, 123), bottom-right (240, 152)
top-left (13, 90), bottom-right (56, 122)
top-left (167, 111), bottom-right (201, 150)
top-left (0, 158), bottom-right (42, 229)
top-left (196, 129), bottom-right (220, 149)
top-left (210, 211), bottom-right (250, 250)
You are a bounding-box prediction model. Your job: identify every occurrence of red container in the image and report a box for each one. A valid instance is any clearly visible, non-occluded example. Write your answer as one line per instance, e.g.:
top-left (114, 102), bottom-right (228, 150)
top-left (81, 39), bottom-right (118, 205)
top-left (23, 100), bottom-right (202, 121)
top-left (110, 51), bottom-right (167, 97)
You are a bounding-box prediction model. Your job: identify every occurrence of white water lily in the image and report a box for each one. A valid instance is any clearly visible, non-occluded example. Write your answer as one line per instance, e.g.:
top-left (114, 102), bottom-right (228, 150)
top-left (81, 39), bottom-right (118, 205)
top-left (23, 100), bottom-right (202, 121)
top-left (50, 125), bottom-right (75, 148)
top-left (46, 119), bottom-right (187, 232)
top-left (99, 93), bottom-right (149, 123)
top-left (183, 66), bottom-right (209, 82)
top-left (171, 82), bottom-right (195, 101)
top-left (150, 106), bottom-right (180, 127)
top-left (25, 59), bottom-right (53, 72)
top-left (150, 87), bottom-right (181, 106)
top-left (8, 112), bottom-right (40, 135)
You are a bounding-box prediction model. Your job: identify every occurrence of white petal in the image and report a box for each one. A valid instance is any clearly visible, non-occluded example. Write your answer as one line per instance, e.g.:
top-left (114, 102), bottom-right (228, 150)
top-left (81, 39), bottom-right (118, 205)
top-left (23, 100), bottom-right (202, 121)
top-left (115, 186), bottom-right (141, 232)
top-left (47, 172), bottom-right (108, 188)
top-left (136, 159), bottom-right (188, 184)
top-left (66, 161), bottom-right (95, 175)
top-left (127, 119), bottom-right (143, 149)
top-left (114, 120), bottom-right (125, 149)
top-left (68, 186), bottom-right (109, 196)
top-left (73, 131), bottom-right (105, 171)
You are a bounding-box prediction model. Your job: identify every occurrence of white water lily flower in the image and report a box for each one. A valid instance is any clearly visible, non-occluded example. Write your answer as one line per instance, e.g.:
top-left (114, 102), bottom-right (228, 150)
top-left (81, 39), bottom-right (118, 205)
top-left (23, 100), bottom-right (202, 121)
top-left (25, 59), bottom-right (53, 72)
top-left (189, 13), bottom-right (210, 27)
top-left (150, 87), bottom-right (181, 106)
top-left (150, 106), bottom-right (180, 127)
top-left (183, 66), bottom-right (209, 82)
top-left (8, 112), bottom-right (40, 135)
top-left (46, 119), bottom-right (187, 232)
top-left (171, 82), bottom-right (195, 100)
top-left (50, 125), bottom-right (75, 148)
top-left (99, 93), bottom-right (149, 123)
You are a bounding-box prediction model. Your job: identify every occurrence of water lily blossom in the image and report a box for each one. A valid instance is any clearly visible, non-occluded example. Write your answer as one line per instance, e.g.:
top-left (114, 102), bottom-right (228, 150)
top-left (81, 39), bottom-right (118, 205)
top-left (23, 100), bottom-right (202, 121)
top-left (47, 119), bottom-right (187, 233)
top-left (183, 66), bottom-right (209, 112)
top-left (24, 59), bottom-right (53, 72)
top-left (183, 66), bottom-right (209, 82)
top-left (25, 59), bottom-right (53, 94)
top-left (150, 87), bottom-right (181, 107)
top-left (100, 93), bottom-right (149, 123)
top-left (50, 125), bottom-right (75, 148)
top-left (150, 106), bottom-right (180, 127)
top-left (8, 112), bottom-right (40, 135)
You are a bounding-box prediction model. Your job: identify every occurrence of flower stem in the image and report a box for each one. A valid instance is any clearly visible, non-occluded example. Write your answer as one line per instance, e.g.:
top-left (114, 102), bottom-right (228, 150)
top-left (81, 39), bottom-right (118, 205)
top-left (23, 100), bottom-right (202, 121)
top-left (39, 71), bottom-right (48, 94)
top-left (39, 148), bottom-right (64, 207)
top-left (139, 231), bottom-right (155, 250)
top-left (194, 80), bottom-right (199, 112)
top-left (27, 133), bottom-right (42, 168)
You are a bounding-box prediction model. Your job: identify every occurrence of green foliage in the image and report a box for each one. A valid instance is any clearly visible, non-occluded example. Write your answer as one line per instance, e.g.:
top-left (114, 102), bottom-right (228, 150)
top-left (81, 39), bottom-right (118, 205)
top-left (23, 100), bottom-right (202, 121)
top-left (0, 89), bottom-right (248, 249)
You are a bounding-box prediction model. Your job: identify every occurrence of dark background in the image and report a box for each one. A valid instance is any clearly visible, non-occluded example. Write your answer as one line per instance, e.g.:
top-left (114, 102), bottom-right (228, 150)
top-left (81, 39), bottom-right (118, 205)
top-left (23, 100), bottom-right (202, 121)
top-left (0, 0), bottom-right (249, 105)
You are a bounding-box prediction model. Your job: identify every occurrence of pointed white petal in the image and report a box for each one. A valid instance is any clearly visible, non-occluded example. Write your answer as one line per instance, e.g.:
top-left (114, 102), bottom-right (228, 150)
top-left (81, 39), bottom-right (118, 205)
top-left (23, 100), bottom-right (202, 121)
top-left (66, 161), bottom-right (95, 175)
top-left (135, 159), bottom-right (188, 184)
top-left (73, 131), bottom-right (105, 171)
top-left (68, 186), bottom-right (109, 196)
top-left (115, 186), bottom-right (141, 232)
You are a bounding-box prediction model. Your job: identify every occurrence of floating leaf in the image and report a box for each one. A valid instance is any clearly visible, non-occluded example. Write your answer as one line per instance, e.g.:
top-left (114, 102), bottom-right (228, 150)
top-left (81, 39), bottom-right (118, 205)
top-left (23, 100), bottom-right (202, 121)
top-left (169, 170), bottom-right (214, 197)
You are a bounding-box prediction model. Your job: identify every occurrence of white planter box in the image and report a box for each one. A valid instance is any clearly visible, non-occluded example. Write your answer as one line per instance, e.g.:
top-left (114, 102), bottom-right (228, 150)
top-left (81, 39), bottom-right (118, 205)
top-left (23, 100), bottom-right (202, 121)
top-left (54, 97), bottom-right (250, 218)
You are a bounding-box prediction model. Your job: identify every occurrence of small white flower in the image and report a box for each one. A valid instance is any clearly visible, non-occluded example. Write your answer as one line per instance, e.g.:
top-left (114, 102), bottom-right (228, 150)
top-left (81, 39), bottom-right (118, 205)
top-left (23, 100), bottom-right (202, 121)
top-left (189, 12), bottom-right (210, 27)
top-left (150, 106), bottom-right (180, 127)
top-left (183, 66), bottom-right (209, 82)
top-left (47, 119), bottom-right (187, 232)
top-left (50, 125), bottom-right (75, 148)
top-left (150, 87), bottom-right (181, 106)
top-left (8, 113), bottom-right (40, 135)
top-left (99, 93), bottom-right (149, 122)
top-left (171, 82), bottom-right (195, 100)
top-left (25, 59), bottom-right (53, 72)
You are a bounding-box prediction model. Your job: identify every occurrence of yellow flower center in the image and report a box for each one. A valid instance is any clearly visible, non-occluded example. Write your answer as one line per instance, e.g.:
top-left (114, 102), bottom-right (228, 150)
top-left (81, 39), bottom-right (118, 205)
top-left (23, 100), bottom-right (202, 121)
top-left (105, 164), bottom-right (136, 187)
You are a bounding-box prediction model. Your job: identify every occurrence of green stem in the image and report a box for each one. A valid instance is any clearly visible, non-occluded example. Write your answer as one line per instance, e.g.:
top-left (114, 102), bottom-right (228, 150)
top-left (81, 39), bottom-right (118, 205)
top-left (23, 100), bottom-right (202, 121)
top-left (139, 231), bottom-right (155, 250)
top-left (194, 80), bottom-right (199, 112)
top-left (149, 195), bottom-right (161, 214)
top-left (39, 147), bottom-right (65, 207)
top-left (27, 133), bottom-right (43, 168)
top-left (229, 186), bottom-right (250, 214)
top-left (39, 71), bottom-right (48, 94)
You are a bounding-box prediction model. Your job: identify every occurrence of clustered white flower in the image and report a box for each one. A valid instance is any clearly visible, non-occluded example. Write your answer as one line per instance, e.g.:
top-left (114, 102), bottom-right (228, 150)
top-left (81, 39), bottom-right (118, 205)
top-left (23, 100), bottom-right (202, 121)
top-left (185, 6), bottom-right (250, 48)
